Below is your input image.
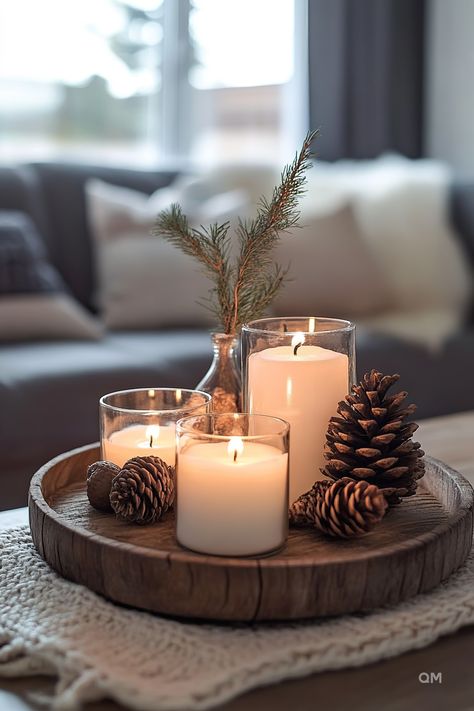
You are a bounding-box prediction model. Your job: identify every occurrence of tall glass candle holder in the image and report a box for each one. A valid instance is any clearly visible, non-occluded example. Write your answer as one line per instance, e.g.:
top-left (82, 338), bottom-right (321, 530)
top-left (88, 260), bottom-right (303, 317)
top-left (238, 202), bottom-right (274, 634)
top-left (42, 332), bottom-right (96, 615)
top-left (176, 413), bottom-right (289, 557)
top-left (241, 317), bottom-right (355, 504)
top-left (100, 388), bottom-right (211, 468)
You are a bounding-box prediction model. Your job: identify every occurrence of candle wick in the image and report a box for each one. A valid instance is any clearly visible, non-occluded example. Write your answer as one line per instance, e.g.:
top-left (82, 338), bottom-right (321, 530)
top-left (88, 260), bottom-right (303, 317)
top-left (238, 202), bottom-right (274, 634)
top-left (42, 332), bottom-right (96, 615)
top-left (149, 435), bottom-right (153, 447)
top-left (293, 342), bottom-right (302, 356)
top-left (233, 449), bottom-right (238, 463)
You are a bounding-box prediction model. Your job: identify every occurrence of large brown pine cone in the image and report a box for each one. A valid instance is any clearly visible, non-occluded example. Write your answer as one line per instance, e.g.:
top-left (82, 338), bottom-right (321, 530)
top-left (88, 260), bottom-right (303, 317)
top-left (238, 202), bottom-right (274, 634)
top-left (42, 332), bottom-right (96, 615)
top-left (289, 480), bottom-right (331, 526)
top-left (323, 370), bottom-right (425, 504)
top-left (110, 456), bottom-right (175, 525)
top-left (314, 477), bottom-right (388, 538)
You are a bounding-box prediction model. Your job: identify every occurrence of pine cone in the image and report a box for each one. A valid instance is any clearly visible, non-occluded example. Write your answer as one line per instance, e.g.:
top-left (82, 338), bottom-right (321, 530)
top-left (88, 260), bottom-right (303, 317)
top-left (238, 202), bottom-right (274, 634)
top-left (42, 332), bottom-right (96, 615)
top-left (86, 461), bottom-right (120, 512)
top-left (314, 478), bottom-right (388, 538)
top-left (323, 370), bottom-right (425, 504)
top-left (289, 480), bottom-right (331, 526)
top-left (110, 456), bottom-right (175, 525)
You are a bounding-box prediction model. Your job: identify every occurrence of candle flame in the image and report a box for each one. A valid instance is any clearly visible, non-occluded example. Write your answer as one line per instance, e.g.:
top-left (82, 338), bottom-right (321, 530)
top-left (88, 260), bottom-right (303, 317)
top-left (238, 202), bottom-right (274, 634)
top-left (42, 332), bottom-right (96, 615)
top-left (227, 436), bottom-right (244, 462)
top-left (148, 389), bottom-right (155, 399)
top-left (176, 388), bottom-right (182, 404)
top-left (291, 332), bottom-right (305, 355)
top-left (308, 317), bottom-right (315, 333)
top-left (146, 424), bottom-right (160, 447)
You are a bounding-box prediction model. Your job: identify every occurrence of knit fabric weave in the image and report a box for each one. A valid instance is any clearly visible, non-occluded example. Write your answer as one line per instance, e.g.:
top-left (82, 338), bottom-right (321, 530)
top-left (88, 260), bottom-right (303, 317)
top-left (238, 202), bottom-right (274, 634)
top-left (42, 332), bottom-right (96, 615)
top-left (0, 525), bottom-right (473, 711)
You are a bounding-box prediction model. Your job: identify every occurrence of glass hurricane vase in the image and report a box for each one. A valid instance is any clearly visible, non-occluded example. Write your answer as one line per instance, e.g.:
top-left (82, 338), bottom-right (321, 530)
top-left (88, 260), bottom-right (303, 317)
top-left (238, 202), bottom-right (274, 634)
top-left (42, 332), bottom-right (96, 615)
top-left (241, 317), bottom-right (356, 504)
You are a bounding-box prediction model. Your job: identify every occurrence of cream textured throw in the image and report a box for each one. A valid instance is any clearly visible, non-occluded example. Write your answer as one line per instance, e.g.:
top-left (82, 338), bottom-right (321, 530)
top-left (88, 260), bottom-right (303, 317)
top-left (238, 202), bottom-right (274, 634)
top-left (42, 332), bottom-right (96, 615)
top-left (303, 156), bottom-right (472, 350)
top-left (1, 526), bottom-right (473, 711)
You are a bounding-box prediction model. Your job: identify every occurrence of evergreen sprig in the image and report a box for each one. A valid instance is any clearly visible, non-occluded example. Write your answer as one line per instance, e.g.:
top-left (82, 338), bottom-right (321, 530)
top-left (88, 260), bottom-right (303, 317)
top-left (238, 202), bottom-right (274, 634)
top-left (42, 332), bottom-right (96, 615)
top-left (152, 130), bottom-right (317, 334)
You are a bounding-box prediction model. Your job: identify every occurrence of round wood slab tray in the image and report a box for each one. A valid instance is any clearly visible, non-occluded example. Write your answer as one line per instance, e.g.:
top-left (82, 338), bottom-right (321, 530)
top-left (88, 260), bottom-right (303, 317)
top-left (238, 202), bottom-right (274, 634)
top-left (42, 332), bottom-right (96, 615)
top-left (29, 443), bottom-right (473, 622)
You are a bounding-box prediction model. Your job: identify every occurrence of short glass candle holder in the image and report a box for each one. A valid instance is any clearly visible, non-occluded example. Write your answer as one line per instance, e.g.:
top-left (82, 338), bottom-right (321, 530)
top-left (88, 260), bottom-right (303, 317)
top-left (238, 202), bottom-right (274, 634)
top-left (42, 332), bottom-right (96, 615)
top-left (176, 413), bottom-right (289, 557)
top-left (241, 317), bottom-right (355, 505)
top-left (100, 388), bottom-right (211, 468)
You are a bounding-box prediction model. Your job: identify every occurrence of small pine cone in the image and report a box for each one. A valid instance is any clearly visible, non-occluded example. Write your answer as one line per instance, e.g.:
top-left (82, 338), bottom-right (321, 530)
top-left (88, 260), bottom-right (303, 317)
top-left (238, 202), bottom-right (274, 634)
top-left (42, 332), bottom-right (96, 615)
top-left (86, 461), bottom-right (120, 512)
top-left (110, 456), bottom-right (175, 525)
top-left (314, 478), bottom-right (388, 538)
top-left (289, 480), bottom-right (331, 527)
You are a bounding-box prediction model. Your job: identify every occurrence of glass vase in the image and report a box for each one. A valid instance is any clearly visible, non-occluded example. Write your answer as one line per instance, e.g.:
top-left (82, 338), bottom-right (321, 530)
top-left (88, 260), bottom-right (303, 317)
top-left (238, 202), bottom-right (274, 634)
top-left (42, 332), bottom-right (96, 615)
top-left (196, 333), bottom-right (242, 413)
top-left (241, 317), bottom-right (355, 504)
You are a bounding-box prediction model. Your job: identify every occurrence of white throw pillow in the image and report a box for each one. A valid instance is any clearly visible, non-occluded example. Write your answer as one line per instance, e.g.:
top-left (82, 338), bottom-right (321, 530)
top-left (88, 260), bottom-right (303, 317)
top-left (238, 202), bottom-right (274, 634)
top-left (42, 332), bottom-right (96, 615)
top-left (303, 156), bottom-right (472, 316)
top-left (86, 176), bottom-right (258, 330)
top-left (98, 237), bottom-right (217, 330)
top-left (0, 294), bottom-right (103, 342)
top-left (272, 203), bottom-right (391, 319)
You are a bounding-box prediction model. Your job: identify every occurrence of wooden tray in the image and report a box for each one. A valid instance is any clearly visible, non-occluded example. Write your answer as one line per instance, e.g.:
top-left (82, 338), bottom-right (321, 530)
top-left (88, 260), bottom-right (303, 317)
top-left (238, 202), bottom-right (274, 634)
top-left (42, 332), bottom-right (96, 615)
top-left (29, 443), bottom-right (473, 622)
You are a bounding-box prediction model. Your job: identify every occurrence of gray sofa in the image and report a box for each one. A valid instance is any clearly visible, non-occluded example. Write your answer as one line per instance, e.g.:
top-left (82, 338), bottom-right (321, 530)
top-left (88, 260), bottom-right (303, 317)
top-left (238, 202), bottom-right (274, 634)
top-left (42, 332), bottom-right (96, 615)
top-left (1, 163), bottom-right (473, 510)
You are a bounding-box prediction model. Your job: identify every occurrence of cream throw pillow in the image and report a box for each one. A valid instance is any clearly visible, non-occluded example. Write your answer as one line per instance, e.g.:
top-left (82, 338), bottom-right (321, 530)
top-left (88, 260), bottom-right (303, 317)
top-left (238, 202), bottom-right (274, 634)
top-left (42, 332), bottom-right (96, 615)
top-left (86, 178), bottom-right (252, 330)
top-left (272, 203), bottom-right (390, 318)
top-left (302, 157), bottom-right (472, 333)
top-left (87, 179), bottom-right (392, 328)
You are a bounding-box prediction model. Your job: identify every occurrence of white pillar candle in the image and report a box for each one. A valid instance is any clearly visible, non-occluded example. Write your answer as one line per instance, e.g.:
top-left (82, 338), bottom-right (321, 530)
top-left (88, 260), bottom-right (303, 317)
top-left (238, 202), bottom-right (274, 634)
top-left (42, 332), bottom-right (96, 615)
top-left (103, 423), bottom-right (176, 468)
top-left (177, 438), bottom-right (288, 556)
top-left (248, 334), bottom-right (348, 503)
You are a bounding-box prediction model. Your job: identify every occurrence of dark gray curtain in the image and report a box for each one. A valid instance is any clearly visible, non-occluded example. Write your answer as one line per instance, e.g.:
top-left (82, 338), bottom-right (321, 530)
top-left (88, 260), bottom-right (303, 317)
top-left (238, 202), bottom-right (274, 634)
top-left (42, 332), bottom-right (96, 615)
top-left (308, 0), bottom-right (425, 160)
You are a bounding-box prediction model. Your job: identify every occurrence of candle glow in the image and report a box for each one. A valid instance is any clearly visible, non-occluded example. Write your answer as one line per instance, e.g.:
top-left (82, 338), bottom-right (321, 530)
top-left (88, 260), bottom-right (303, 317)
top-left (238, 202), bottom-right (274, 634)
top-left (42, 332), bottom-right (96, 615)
top-left (104, 423), bottom-right (176, 467)
top-left (227, 436), bottom-right (244, 462)
top-left (146, 424), bottom-right (160, 447)
top-left (291, 332), bottom-right (305, 356)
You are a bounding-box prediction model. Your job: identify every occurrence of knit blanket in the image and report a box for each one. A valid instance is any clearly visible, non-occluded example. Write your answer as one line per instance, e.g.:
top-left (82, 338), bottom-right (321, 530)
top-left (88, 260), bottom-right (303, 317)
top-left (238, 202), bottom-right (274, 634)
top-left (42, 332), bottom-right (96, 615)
top-left (0, 526), bottom-right (473, 711)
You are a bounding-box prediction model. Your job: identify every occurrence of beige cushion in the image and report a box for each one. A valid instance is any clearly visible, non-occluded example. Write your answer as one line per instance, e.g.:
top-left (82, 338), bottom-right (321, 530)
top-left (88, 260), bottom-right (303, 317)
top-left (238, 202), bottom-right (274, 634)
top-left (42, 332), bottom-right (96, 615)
top-left (303, 157), bottom-right (472, 318)
top-left (272, 203), bottom-right (390, 319)
top-left (98, 237), bottom-right (216, 330)
top-left (86, 177), bottom-right (255, 330)
top-left (0, 294), bottom-right (103, 342)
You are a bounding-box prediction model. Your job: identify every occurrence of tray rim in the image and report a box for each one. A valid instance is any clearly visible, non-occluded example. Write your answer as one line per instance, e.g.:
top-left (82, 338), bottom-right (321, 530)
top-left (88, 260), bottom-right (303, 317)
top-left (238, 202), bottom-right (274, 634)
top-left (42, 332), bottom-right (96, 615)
top-left (29, 442), bottom-right (474, 569)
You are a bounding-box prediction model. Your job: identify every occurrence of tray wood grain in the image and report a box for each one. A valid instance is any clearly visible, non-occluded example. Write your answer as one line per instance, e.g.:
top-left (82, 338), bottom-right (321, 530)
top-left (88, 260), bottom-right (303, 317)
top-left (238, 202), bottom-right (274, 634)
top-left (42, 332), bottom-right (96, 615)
top-left (29, 443), bottom-right (473, 621)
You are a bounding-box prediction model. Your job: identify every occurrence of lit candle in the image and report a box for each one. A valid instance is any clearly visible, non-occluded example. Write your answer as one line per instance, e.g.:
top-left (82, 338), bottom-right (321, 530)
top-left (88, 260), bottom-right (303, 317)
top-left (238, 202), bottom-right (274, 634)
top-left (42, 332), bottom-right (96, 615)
top-left (176, 436), bottom-right (288, 556)
top-left (248, 333), bottom-right (348, 503)
top-left (103, 423), bottom-right (176, 468)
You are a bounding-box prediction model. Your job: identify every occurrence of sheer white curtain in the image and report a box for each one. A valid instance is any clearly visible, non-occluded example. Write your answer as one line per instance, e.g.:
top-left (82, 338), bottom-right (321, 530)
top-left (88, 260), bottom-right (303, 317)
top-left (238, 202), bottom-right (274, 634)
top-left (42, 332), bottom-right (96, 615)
top-left (0, 0), bottom-right (305, 166)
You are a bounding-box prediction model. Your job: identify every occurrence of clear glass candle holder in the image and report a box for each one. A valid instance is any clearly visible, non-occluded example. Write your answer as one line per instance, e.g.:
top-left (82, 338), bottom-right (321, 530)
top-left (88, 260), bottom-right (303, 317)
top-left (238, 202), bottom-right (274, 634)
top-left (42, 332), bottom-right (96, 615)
top-left (176, 413), bottom-right (289, 557)
top-left (100, 388), bottom-right (211, 468)
top-left (241, 317), bottom-right (355, 505)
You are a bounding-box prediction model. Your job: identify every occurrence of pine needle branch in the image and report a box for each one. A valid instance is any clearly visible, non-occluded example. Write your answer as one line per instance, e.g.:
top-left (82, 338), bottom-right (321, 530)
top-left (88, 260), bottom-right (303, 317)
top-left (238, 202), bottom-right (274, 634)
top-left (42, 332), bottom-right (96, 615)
top-left (153, 130), bottom-right (317, 333)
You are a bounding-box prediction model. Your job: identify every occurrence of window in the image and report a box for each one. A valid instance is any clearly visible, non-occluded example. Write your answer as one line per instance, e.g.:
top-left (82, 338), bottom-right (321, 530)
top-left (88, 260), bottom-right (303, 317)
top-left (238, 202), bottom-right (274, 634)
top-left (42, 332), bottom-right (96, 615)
top-left (0, 0), bottom-right (300, 166)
